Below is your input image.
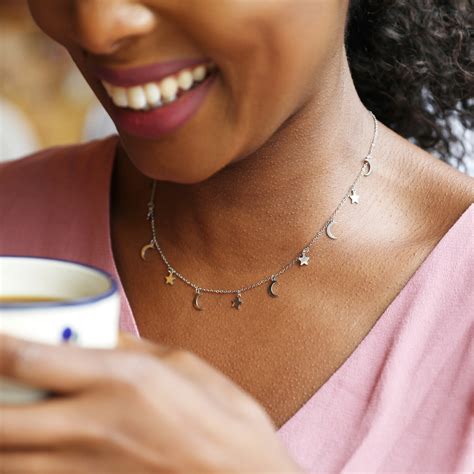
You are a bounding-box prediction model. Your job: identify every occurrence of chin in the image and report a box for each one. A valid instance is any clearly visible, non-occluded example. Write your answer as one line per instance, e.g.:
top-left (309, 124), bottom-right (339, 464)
top-left (126, 147), bottom-right (229, 185)
top-left (118, 122), bottom-right (242, 185)
top-left (157, 167), bottom-right (222, 185)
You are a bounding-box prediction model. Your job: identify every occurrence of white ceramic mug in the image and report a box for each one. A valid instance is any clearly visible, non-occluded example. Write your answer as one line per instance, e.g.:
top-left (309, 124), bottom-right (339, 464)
top-left (0, 256), bottom-right (120, 404)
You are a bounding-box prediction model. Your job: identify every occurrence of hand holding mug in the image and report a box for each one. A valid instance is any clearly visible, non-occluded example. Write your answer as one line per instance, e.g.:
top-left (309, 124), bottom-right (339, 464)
top-left (0, 333), bottom-right (302, 473)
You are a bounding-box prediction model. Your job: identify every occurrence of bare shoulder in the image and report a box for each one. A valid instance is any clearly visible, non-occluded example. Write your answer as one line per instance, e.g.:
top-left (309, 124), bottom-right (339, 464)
top-left (409, 145), bottom-right (473, 231)
top-left (376, 125), bottom-right (474, 245)
top-left (341, 126), bottom-right (473, 320)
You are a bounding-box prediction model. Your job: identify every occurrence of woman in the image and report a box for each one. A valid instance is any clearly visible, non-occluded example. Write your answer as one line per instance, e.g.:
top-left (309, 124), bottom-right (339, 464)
top-left (0, 0), bottom-right (473, 472)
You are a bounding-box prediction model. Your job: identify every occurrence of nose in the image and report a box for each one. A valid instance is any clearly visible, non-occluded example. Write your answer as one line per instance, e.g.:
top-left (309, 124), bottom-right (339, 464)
top-left (71, 0), bottom-right (156, 55)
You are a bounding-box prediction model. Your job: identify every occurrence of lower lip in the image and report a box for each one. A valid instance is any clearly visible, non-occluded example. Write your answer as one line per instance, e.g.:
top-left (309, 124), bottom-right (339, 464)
top-left (107, 72), bottom-right (217, 140)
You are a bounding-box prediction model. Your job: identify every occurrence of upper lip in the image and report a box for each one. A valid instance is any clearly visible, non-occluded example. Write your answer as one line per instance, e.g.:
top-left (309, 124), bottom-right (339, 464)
top-left (90, 57), bottom-right (212, 87)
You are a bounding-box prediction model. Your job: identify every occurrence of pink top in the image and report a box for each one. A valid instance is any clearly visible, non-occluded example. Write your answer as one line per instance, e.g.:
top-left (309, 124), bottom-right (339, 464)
top-left (1, 135), bottom-right (473, 473)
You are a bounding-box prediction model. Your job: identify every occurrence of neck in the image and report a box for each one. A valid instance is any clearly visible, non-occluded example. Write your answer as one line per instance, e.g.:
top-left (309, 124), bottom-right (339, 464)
top-left (112, 57), bottom-right (377, 284)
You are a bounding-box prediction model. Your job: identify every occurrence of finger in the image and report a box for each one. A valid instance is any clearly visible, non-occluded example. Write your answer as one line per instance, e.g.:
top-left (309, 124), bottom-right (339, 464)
top-left (117, 335), bottom-right (219, 392)
top-left (161, 350), bottom-right (257, 411)
top-left (0, 450), bottom-right (89, 474)
top-left (0, 398), bottom-right (98, 449)
top-left (0, 451), bottom-right (56, 474)
top-left (117, 334), bottom-right (253, 414)
top-left (117, 334), bottom-right (246, 405)
top-left (0, 334), bottom-right (253, 412)
top-left (117, 334), bottom-right (255, 407)
top-left (118, 332), bottom-right (172, 356)
top-left (0, 334), bottom-right (128, 393)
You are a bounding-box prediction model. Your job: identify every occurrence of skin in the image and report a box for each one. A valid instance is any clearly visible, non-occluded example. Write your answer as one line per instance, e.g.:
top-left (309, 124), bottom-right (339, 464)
top-left (1, 0), bottom-right (473, 472)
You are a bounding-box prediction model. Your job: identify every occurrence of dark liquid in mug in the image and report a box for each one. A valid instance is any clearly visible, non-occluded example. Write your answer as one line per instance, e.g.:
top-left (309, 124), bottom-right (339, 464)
top-left (0, 296), bottom-right (65, 304)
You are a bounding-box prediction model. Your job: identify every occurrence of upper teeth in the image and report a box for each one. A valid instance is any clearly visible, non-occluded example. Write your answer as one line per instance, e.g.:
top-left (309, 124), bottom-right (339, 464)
top-left (103, 64), bottom-right (212, 110)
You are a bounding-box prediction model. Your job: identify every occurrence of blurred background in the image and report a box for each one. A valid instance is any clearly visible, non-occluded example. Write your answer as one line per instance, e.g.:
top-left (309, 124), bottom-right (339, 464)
top-left (0, 0), bottom-right (115, 162)
top-left (0, 1), bottom-right (472, 175)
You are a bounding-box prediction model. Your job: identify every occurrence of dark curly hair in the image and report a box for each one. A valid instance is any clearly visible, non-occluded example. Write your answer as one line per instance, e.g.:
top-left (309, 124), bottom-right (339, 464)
top-left (345, 0), bottom-right (473, 172)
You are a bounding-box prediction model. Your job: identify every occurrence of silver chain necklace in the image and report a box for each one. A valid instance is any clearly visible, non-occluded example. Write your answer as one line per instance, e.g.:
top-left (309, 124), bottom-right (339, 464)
top-left (140, 111), bottom-right (378, 311)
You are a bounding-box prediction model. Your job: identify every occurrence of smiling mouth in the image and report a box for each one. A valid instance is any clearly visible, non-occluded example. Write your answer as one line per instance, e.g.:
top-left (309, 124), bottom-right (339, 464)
top-left (101, 63), bottom-right (216, 111)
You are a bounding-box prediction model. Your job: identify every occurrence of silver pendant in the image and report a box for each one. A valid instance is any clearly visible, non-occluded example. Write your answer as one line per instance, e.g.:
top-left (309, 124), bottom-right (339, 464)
top-left (193, 290), bottom-right (204, 311)
top-left (363, 156), bottom-right (373, 177)
top-left (298, 251), bottom-right (310, 266)
top-left (268, 277), bottom-right (279, 298)
top-left (349, 188), bottom-right (360, 204)
top-left (231, 293), bottom-right (243, 310)
top-left (140, 240), bottom-right (155, 260)
top-left (326, 219), bottom-right (337, 240)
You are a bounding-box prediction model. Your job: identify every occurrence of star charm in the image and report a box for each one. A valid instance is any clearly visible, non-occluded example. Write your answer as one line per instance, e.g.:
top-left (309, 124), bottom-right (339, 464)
top-left (165, 271), bottom-right (176, 285)
top-left (231, 294), bottom-right (243, 310)
top-left (349, 189), bottom-right (360, 204)
top-left (298, 252), bottom-right (310, 266)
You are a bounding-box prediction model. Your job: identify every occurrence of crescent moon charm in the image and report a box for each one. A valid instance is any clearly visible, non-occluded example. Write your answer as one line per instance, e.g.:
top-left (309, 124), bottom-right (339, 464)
top-left (193, 290), bottom-right (204, 311)
top-left (326, 220), bottom-right (337, 240)
top-left (363, 157), bottom-right (373, 177)
top-left (268, 277), bottom-right (279, 298)
top-left (140, 241), bottom-right (155, 261)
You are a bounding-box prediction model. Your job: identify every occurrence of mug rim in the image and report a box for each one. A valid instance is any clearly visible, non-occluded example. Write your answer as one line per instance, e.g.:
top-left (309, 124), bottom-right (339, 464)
top-left (0, 255), bottom-right (118, 311)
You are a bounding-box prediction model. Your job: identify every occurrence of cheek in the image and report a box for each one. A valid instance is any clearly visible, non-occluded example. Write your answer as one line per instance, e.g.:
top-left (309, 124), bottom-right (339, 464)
top-left (27, 0), bottom-right (71, 44)
top-left (267, 1), bottom-right (348, 111)
top-left (190, 0), bottom-right (348, 153)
